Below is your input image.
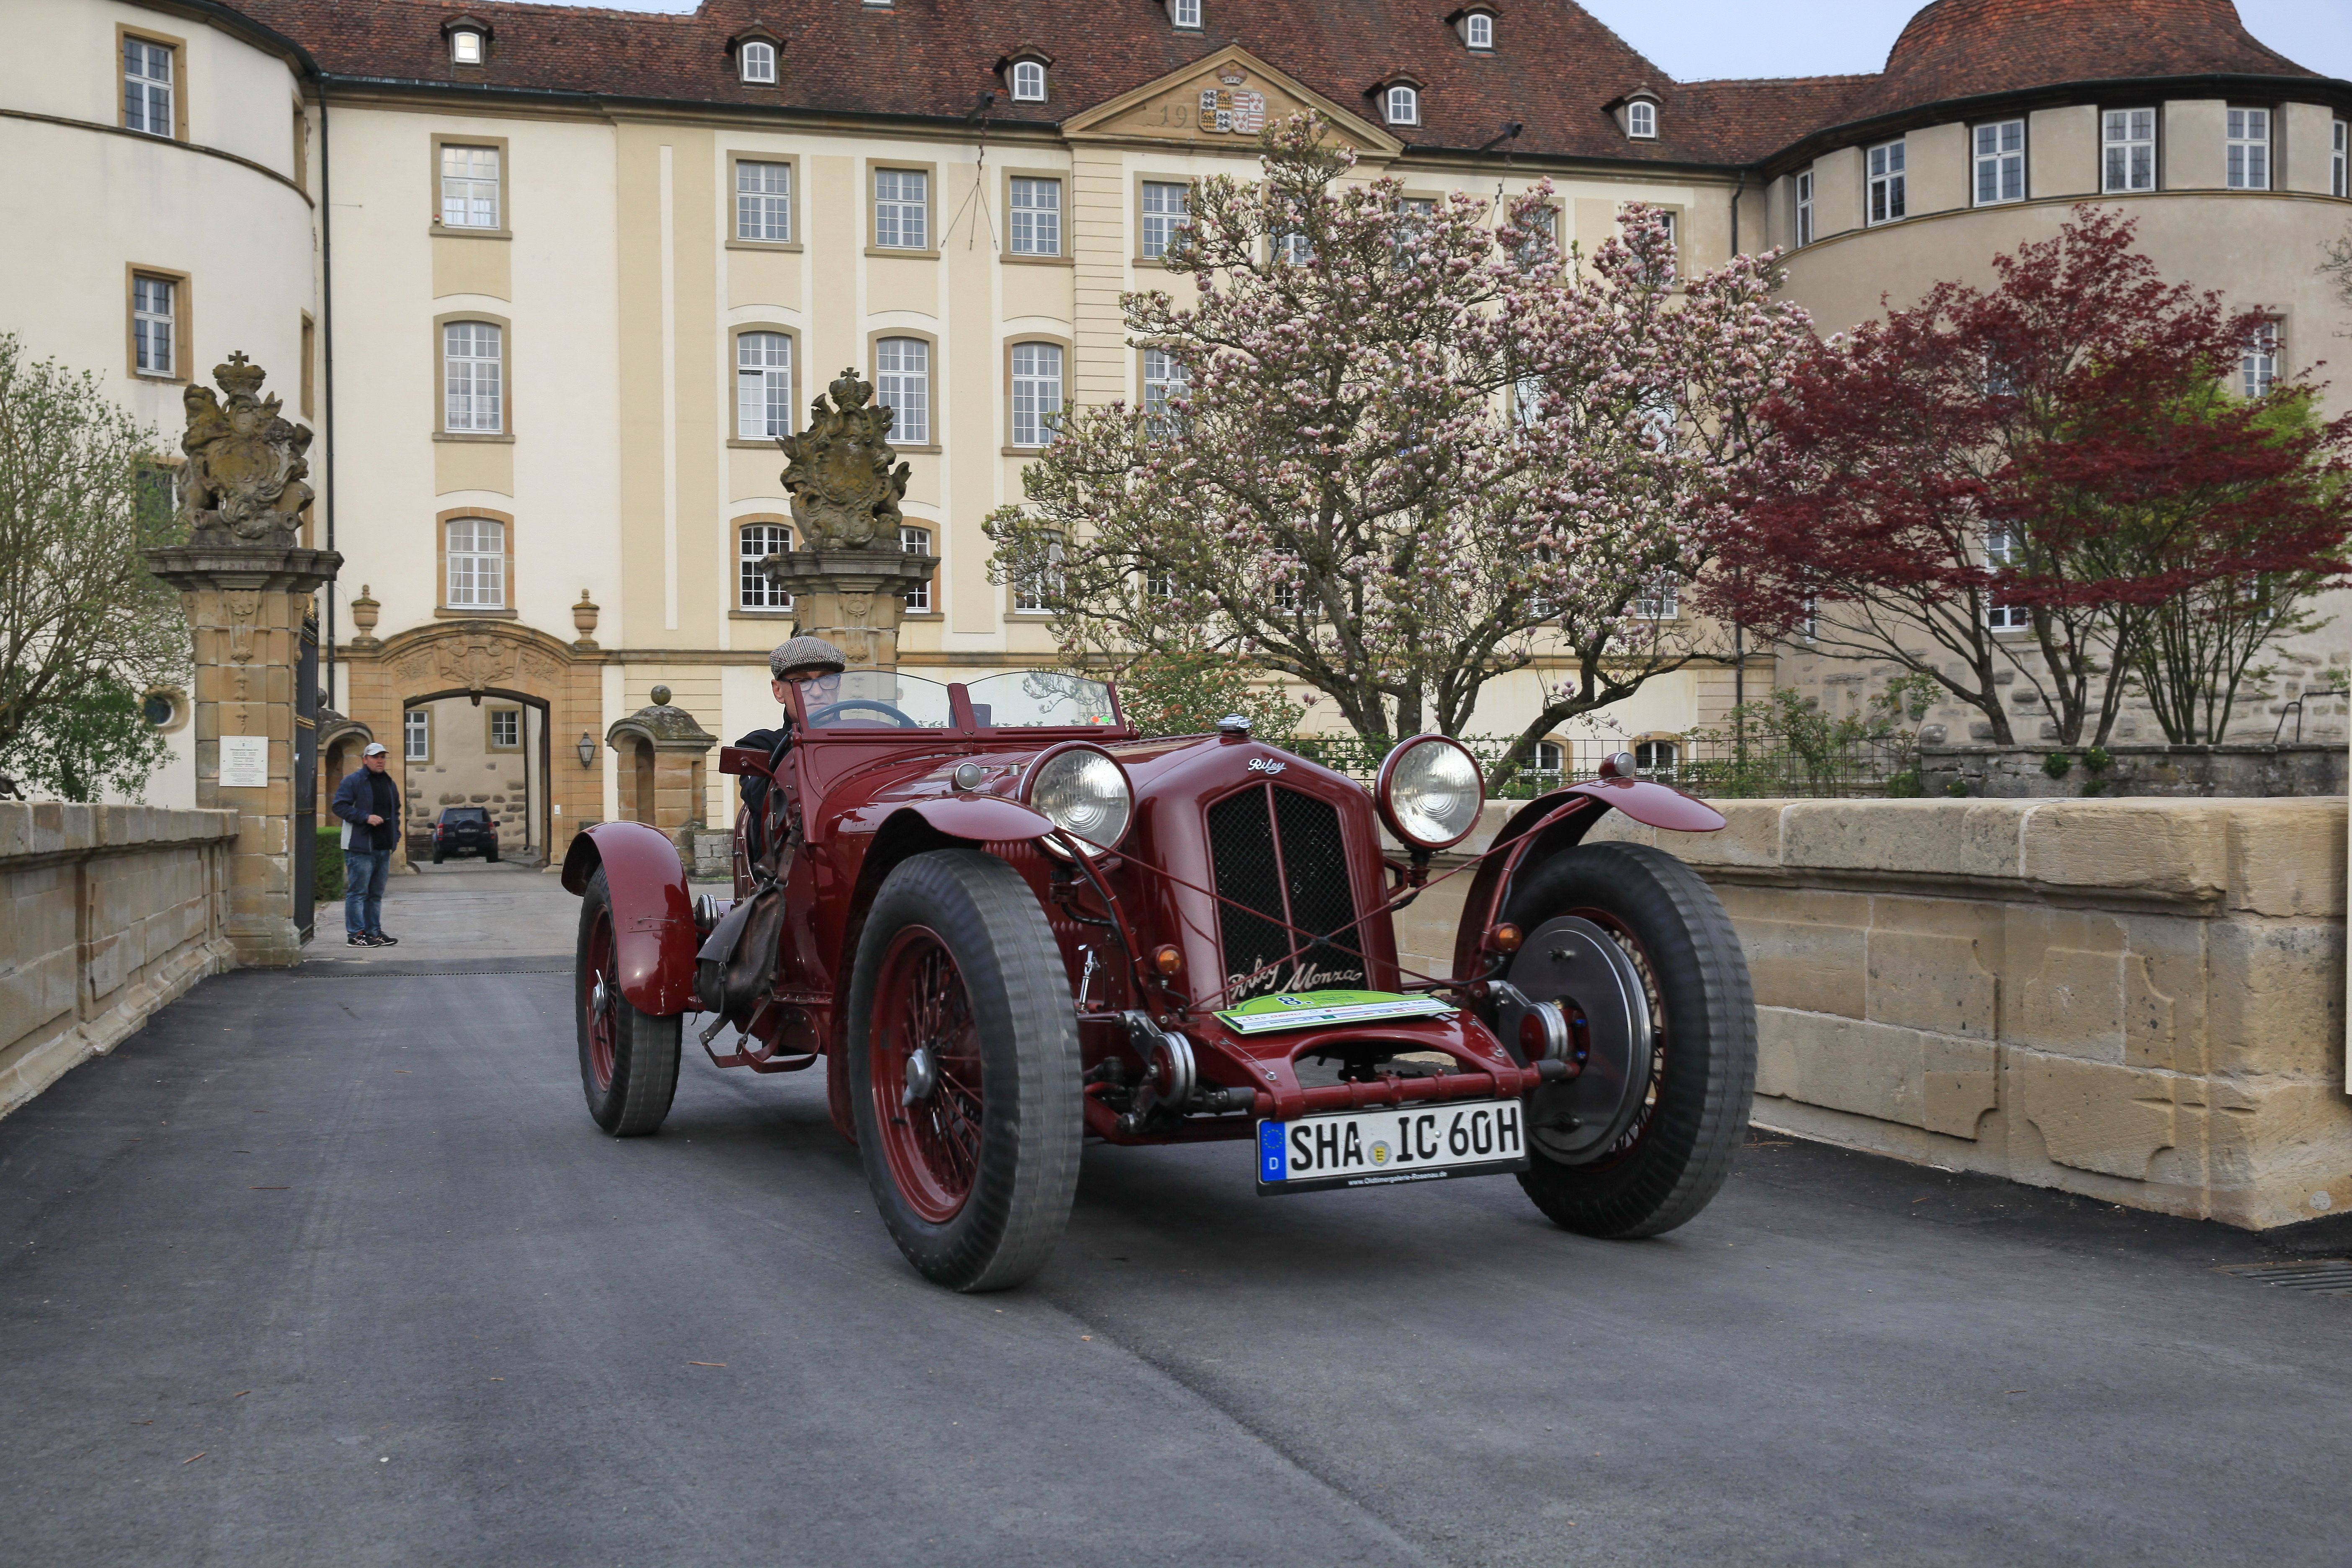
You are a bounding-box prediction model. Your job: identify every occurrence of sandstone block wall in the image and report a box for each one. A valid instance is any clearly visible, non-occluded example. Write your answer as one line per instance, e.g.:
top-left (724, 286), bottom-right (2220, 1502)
top-left (1393, 796), bottom-right (2349, 1230)
top-left (0, 803), bottom-right (237, 1117)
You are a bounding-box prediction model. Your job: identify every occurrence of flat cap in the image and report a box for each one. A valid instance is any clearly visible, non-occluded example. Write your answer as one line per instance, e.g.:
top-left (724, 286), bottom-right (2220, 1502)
top-left (769, 636), bottom-right (848, 678)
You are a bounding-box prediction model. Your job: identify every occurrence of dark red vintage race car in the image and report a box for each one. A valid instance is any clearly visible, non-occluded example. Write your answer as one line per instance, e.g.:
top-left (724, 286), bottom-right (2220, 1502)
top-left (562, 670), bottom-right (1756, 1291)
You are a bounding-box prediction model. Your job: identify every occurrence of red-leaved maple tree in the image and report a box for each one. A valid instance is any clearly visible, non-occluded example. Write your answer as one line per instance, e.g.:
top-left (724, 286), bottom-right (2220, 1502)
top-left (1702, 207), bottom-right (2352, 746)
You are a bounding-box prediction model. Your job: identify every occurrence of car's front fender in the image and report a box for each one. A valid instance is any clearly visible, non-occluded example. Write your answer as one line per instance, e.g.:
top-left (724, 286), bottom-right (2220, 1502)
top-left (561, 820), bottom-right (696, 1016)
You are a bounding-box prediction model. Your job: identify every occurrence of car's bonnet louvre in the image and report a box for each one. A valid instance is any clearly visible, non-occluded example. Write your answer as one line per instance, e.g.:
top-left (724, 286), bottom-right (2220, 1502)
top-left (1205, 784), bottom-right (1364, 1002)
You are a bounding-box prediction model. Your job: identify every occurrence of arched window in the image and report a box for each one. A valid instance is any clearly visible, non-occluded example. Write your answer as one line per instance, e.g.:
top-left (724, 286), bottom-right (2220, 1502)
top-left (446, 517), bottom-right (506, 609)
top-left (1627, 99), bottom-right (1657, 139)
top-left (875, 338), bottom-right (930, 445)
top-left (738, 40), bottom-right (776, 83)
top-left (1464, 12), bottom-right (1493, 49)
top-left (740, 521), bottom-right (792, 610)
top-left (1010, 343), bottom-right (1063, 448)
top-left (1010, 59), bottom-right (1046, 102)
top-left (443, 321), bottom-right (502, 433)
top-left (449, 27), bottom-right (485, 65)
top-left (736, 331), bottom-right (791, 439)
top-left (1385, 84), bottom-right (1419, 126)
top-left (1634, 739), bottom-right (1678, 778)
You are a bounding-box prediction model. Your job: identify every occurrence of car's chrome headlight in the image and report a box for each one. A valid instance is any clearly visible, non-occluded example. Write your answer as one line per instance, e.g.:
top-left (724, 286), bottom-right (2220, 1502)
top-left (1376, 735), bottom-right (1485, 850)
top-left (1024, 744), bottom-right (1133, 856)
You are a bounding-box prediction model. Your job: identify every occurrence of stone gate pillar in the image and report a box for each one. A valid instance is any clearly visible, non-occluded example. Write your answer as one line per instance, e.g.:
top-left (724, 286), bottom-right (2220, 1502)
top-left (606, 686), bottom-right (717, 867)
top-left (761, 366), bottom-right (935, 673)
top-left (144, 353), bottom-right (339, 967)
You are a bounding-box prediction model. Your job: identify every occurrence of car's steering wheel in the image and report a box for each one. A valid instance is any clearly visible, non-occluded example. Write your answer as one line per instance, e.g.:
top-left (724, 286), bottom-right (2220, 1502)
top-left (808, 699), bottom-right (919, 728)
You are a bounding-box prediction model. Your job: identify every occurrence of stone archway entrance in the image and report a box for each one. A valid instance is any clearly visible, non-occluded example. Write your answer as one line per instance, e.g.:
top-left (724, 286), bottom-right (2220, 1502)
top-left (399, 686), bottom-right (552, 864)
top-left (337, 621), bottom-right (605, 867)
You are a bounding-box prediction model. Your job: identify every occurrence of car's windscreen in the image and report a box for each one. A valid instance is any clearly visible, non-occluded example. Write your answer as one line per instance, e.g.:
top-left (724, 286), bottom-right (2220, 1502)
top-left (798, 671), bottom-right (955, 731)
top-left (965, 671), bottom-right (1119, 728)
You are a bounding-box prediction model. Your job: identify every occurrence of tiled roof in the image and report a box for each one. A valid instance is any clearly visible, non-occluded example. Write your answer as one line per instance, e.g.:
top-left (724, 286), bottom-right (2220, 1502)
top-left (232, 0), bottom-right (2330, 170)
top-left (1849, 0), bottom-right (2321, 122)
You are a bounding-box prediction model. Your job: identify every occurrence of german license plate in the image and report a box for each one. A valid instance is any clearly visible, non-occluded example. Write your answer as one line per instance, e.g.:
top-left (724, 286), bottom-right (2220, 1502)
top-left (1256, 1101), bottom-right (1529, 1195)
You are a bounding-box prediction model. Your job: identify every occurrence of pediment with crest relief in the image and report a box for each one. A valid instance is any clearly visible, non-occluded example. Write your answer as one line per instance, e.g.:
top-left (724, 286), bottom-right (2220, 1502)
top-left (1061, 46), bottom-right (1401, 159)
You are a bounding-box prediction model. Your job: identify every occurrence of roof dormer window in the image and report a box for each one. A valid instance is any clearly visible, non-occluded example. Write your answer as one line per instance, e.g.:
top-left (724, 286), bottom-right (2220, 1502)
top-left (1169, 0), bottom-right (1202, 29)
top-left (1011, 59), bottom-right (1046, 102)
top-left (1385, 83), bottom-right (1420, 127)
top-left (442, 16), bottom-right (492, 66)
top-left (739, 40), bottom-right (776, 84)
top-left (1626, 98), bottom-right (1656, 139)
top-left (1462, 10), bottom-right (1494, 49)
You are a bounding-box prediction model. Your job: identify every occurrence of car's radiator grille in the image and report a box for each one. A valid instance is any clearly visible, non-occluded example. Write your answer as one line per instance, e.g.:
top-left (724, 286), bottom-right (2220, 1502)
top-left (1205, 784), bottom-right (1366, 1001)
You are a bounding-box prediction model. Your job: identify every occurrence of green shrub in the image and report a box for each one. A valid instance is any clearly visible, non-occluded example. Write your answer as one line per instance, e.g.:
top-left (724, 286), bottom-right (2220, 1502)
top-left (1944, 779), bottom-right (1970, 797)
top-left (2041, 751), bottom-right (2075, 780)
top-left (314, 825), bottom-right (345, 903)
top-left (2081, 746), bottom-right (2113, 774)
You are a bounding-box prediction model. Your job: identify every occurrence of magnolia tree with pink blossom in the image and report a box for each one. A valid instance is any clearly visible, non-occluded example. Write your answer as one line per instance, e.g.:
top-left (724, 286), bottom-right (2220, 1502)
top-left (983, 116), bottom-right (1816, 784)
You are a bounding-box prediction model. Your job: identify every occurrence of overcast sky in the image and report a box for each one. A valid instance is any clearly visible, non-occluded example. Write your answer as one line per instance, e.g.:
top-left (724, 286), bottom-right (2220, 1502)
top-left (603, 0), bottom-right (2351, 82)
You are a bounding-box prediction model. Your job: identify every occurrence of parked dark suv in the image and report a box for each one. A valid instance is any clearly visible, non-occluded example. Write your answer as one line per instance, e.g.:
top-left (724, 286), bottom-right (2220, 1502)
top-left (431, 806), bottom-right (499, 864)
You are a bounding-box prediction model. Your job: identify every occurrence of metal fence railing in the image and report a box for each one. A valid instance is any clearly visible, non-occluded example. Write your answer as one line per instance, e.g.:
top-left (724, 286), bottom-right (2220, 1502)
top-left (1285, 732), bottom-right (1924, 800)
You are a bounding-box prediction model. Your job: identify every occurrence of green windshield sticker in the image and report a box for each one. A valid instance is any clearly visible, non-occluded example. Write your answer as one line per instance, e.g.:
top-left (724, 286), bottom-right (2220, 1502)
top-left (1215, 989), bottom-right (1456, 1036)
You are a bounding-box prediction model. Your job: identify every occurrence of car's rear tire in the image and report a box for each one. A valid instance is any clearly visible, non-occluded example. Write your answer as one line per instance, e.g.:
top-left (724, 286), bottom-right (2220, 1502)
top-left (1504, 841), bottom-right (1756, 1239)
top-left (575, 865), bottom-right (682, 1136)
top-left (431, 847), bottom-right (444, 864)
top-left (846, 850), bottom-right (1082, 1292)
top-left (486, 846), bottom-right (500, 863)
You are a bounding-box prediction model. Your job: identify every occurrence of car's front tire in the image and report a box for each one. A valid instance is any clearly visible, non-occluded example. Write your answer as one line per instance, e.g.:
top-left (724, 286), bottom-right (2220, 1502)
top-left (575, 865), bottom-right (682, 1136)
top-left (846, 850), bottom-right (1082, 1292)
top-left (1504, 841), bottom-right (1756, 1238)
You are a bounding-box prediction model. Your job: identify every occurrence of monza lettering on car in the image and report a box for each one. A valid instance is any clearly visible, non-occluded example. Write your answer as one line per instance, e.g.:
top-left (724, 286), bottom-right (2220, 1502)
top-left (1257, 1101), bottom-right (1527, 1194)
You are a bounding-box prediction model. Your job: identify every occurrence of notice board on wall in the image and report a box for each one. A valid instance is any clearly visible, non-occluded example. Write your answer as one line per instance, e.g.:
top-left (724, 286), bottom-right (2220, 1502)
top-left (219, 735), bottom-right (268, 789)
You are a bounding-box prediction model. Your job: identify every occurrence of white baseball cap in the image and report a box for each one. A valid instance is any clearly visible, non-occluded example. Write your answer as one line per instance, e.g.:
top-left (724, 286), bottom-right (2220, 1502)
top-left (363, 742), bottom-right (389, 756)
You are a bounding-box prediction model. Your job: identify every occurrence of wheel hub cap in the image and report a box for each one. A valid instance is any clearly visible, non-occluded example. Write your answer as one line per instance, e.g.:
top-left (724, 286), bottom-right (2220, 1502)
top-left (1507, 914), bottom-right (1653, 1162)
top-left (903, 1044), bottom-right (938, 1106)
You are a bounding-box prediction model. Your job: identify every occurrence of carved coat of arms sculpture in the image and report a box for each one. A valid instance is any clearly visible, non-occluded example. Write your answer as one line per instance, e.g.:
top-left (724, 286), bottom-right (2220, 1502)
top-left (180, 352), bottom-right (314, 547)
top-left (777, 368), bottom-right (910, 549)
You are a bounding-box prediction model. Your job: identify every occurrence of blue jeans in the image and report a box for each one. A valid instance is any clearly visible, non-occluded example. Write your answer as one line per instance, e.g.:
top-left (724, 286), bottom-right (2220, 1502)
top-left (343, 847), bottom-right (391, 936)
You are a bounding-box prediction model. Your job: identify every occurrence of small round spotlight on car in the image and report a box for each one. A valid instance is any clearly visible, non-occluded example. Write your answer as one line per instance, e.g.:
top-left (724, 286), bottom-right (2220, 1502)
top-left (1596, 750), bottom-right (1638, 780)
top-left (1375, 735), bottom-right (1485, 851)
top-left (1153, 944), bottom-right (1184, 977)
top-left (1024, 744), bottom-right (1133, 856)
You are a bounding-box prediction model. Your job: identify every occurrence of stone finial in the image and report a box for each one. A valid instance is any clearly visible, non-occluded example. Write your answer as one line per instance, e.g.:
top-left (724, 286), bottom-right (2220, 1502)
top-left (572, 589), bottom-right (600, 649)
top-left (348, 584), bottom-right (381, 647)
top-left (179, 352), bottom-right (315, 547)
top-left (776, 366), bottom-right (911, 549)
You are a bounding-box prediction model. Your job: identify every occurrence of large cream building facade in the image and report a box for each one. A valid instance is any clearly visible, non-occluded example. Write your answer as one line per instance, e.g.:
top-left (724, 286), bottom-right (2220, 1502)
top-left (4, 0), bottom-right (2347, 852)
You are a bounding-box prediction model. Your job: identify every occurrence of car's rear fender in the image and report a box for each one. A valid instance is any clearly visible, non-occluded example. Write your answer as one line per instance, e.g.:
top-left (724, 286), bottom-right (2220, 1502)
top-left (560, 820), bottom-right (697, 1016)
top-left (1446, 781), bottom-right (1726, 979)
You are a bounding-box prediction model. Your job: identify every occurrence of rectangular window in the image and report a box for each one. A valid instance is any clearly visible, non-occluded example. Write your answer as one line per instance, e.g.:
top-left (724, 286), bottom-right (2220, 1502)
top-left (446, 517), bottom-right (506, 609)
top-left (1171, 0), bottom-right (1201, 26)
top-left (489, 709), bottom-right (520, 749)
top-left (1142, 347), bottom-right (1186, 438)
top-left (2335, 120), bottom-right (2347, 199)
top-left (1984, 529), bottom-right (2029, 629)
top-left (736, 332), bottom-right (792, 440)
top-left (1513, 204), bottom-right (1557, 268)
top-left (1974, 119), bottom-right (2026, 205)
top-left (1014, 533), bottom-right (1065, 614)
top-left (740, 522), bottom-right (792, 610)
top-left (1009, 177), bottom-right (1062, 256)
top-left (1867, 139), bottom-right (1906, 224)
top-left (874, 168), bottom-right (928, 250)
top-left (736, 160), bottom-right (791, 243)
top-left (1140, 181), bottom-right (1189, 260)
top-left (1794, 169), bottom-right (1814, 247)
top-left (2227, 107), bottom-right (2270, 191)
top-left (443, 322), bottom-right (503, 433)
top-left (2242, 321), bottom-right (2279, 398)
top-left (404, 708), bottom-right (430, 763)
top-left (132, 274), bottom-right (176, 377)
top-left (902, 526), bottom-right (932, 612)
top-left (1010, 343), bottom-right (1063, 448)
top-left (1632, 575), bottom-right (1679, 620)
top-left (123, 37), bottom-right (174, 138)
top-left (875, 338), bottom-right (930, 446)
top-left (439, 144), bottom-right (500, 229)
top-left (1394, 195), bottom-right (1435, 268)
top-left (2103, 108), bottom-right (2156, 193)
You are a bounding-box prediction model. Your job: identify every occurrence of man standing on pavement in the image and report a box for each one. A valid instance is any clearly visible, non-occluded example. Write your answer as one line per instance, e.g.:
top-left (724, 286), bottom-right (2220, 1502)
top-left (330, 742), bottom-right (402, 947)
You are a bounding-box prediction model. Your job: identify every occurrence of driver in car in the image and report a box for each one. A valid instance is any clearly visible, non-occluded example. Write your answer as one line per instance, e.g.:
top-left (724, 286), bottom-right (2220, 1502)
top-left (735, 635), bottom-right (846, 864)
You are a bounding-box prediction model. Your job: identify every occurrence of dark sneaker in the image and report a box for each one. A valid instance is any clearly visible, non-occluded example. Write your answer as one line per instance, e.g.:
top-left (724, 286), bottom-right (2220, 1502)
top-left (347, 932), bottom-right (381, 946)
top-left (369, 931), bottom-right (400, 946)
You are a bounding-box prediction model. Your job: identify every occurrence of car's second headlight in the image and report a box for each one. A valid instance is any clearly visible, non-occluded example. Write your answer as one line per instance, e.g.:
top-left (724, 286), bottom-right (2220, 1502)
top-left (1029, 748), bottom-right (1132, 854)
top-left (1382, 736), bottom-right (1484, 848)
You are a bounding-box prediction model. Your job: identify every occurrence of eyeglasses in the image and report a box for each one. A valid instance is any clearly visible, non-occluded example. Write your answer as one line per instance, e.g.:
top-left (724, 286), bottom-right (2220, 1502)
top-left (784, 671), bottom-right (841, 692)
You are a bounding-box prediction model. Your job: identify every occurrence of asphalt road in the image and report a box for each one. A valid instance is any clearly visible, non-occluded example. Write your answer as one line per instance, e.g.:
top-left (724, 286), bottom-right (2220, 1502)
top-left (4, 957), bottom-right (2348, 1567)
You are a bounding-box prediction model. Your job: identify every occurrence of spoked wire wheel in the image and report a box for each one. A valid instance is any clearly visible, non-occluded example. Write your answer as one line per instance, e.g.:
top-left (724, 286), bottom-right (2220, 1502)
top-left (573, 866), bottom-right (682, 1136)
top-left (869, 926), bottom-right (987, 1224)
top-left (582, 902), bottom-right (619, 1096)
